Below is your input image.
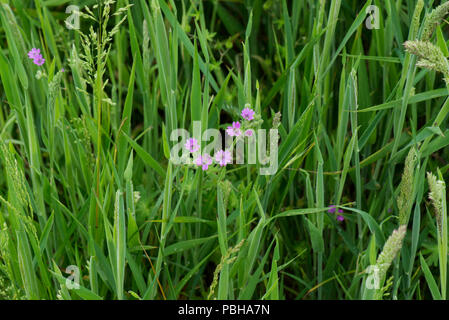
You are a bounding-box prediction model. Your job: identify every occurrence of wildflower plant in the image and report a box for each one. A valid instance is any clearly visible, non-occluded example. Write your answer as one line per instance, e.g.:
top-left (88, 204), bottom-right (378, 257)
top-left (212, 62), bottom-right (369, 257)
top-left (185, 138), bottom-right (200, 153)
top-left (27, 48), bottom-right (45, 66)
top-left (226, 122), bottom-right (242, 137)
top-left (241, 106), bottom-right (255, 121)
top-left (327, 205), bottom-right (345, 222)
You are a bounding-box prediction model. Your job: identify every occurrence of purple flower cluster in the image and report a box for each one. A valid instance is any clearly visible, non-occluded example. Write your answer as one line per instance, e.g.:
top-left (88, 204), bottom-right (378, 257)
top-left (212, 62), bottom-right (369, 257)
top-left (184, 106), bottom-right (257, 171)
top-left (241, 107), bottom-right (255, 121)
top-left (195, 154), bottom-right (213, 171)
top-left (28, 48), bottom-right (45, 66)
top-left (328, 205), bottom-right (345, 222)
top-left (225, 107), bottom-right (256, 138)
top-left (185, 138), bottom-right (200, 153)
top-left (184, 137), bottom-right (232, 170)
top-left (215, 150), bottom-right (232, 167)
top-left (226, 122), bottom-right (242, 137)
top-left (245, 130), bottom-right (254, 137)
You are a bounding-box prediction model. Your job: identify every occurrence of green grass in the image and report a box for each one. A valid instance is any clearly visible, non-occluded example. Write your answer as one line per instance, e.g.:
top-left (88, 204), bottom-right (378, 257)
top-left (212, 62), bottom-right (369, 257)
top-left (1, 0), bottom-right (449, 300)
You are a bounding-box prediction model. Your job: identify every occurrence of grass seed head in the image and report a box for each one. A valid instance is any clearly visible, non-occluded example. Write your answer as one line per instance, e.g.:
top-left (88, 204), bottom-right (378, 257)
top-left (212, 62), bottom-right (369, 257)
top-left (397, 147), bottom-right (418, 226)
top-left (411, 0), bottom-right (425, 39)
top-left (422, 1), bottom-right (449, 41)
top-left (427, 172), bottom-right (445, 232)
top-left (404, 40), bottom-right (449, 83)
top-left (376, 225), bottom-right (407, 280)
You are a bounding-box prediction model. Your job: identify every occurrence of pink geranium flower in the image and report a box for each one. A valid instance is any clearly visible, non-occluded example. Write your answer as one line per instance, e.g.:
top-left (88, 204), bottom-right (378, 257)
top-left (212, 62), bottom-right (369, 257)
top-left (241, 107), bottom-right (255, 121)
top-left (215, 150), bottom-right (232, 167)
top-left (27, 48), bottom-right (45, 66)
top-left (245, 129), bottom-right (254, 137)
top-left (33, 55), bottom-right (45, 66)
top-left (185, 138), bottom-right (200, 153)
top-left (195, 154), bottom-right (213, 171)
top-left (226, 122), bottom-right (241, 137)
top-left (28, 48), bottom-right (41, 60)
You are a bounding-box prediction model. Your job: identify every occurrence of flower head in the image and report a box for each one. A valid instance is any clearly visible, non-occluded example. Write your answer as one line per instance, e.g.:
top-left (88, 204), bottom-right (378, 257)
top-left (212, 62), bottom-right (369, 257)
top-left (33, 55), bottom-right (45, 66)
top-left (241, 107), bottom-right (255, 121)
top-left (185, 138), bottom-right (200, 153)
top-left (27, 48), bottom-right (45, 66)
top-left (226, 122), bottom-right (242, 137)
top-left (195, 154), bottom-right (213, 171)
top-left (328, 205), bottom-right (344, 221)
top-left (244, 129), bottom-right (254, 137)
top-left (337, 209), bottom-right (344, 221)
top-left (215, 150), bottom-right (232, 167)
top-left (27, 48), bottom-right (40, 60)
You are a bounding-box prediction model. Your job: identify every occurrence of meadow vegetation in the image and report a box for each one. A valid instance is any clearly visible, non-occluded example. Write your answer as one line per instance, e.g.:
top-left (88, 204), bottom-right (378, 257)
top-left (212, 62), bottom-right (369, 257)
top-left (1, 0), bottom-right (449, 300)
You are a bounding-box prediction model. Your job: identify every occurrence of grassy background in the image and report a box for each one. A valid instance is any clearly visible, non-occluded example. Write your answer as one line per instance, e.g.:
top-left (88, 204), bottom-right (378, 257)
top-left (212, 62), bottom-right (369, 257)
top-left (0, 0), bottom-right (449, 300)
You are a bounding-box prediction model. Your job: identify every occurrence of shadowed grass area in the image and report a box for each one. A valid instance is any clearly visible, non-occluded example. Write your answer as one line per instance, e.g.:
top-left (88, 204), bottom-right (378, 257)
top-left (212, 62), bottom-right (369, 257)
top-left (0, 0), bottom-right (449, 300)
